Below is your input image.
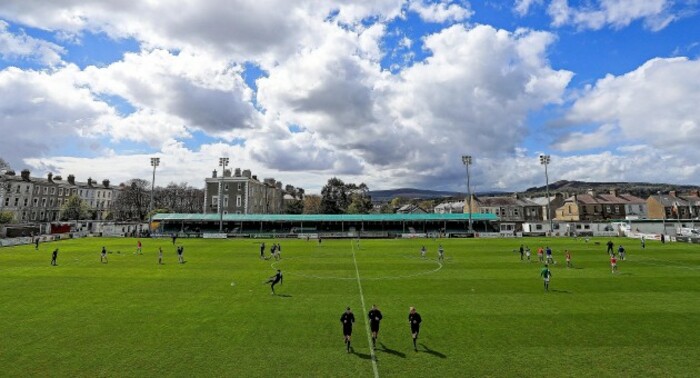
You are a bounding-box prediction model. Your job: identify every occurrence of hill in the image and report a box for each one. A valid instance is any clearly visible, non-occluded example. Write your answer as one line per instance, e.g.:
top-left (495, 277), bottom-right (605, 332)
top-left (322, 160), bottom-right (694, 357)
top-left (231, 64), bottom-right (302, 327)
top-left (523, 180), bottom-right (700, 198)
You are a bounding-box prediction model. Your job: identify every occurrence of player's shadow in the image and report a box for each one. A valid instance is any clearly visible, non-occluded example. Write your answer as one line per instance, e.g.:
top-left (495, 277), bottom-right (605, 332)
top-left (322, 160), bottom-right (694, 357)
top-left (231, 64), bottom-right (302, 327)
top-left (378, 343), bottom-right (406, 358)
top-left (419, 344), bottom-right (447, 358)
top-left (550, 289), bottom-right (571, 294)
top-left (352, 350), bottom-right (373, 360)
top-left (275, 294), bottom-right (293, 298)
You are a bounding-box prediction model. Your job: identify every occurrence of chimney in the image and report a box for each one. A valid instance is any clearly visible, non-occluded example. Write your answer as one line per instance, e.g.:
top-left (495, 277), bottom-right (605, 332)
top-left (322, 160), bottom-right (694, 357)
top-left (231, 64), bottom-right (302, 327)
top-left (243, 169), bottom-right (252, 178)
top-left (669, 190), bottom-right (677, 197)
top-left (609, 189), bottom-right (619, 197)
top-left (20, 169), bottom-right (30, 181)
top-left (234, 168), bottom-right (241, 177)
top-left (102, 179), bottom-right (110, 188)
top-left (67, 174), bottom-right (75, 185)
top-left (212, 170), bottom-right (217, 178)
top-left (54, 175), bottom-right (62, 181)
top-left (587, 189), bottom-right (596, 197)
top-left (87, 178), bottom-right (93, 187)
top-left (6, 170), bottom-right (15, 176)
top-left (276, 182), bottom-right (283, 190)
top-left (252, 175), bottom-right (258, 181)
top-left (224, 169), bottom-right (232, 178)
top-left (511, 192), bottom-right (519, 199)
top-left (47, 172), bottom-right (53, 182)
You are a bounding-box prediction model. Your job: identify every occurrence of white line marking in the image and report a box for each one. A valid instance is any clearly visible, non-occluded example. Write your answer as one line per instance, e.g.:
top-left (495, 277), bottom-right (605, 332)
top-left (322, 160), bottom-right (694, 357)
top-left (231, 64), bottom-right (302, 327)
top-left (351, 241), bottom-right (379, 378)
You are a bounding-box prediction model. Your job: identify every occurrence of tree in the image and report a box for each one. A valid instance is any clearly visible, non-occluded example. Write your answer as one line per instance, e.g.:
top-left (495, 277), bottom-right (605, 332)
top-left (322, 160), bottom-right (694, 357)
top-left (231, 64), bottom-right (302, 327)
top-left (390, 197), bottom-right (408, 208)
top-left (0, 210), bottom-right (14, 224)
top-left (60, 195), bottom-right (89, 220)
top-left (319, 178), bottom-right (372, 214)
top-left (303, 195), bottom-right (322, 214)
top-left (283, 200), bottom-right (304, 214)
top-left (111, 179), bottom-right (150, 220)
top-left (320, 177), bottom-right (348, 214)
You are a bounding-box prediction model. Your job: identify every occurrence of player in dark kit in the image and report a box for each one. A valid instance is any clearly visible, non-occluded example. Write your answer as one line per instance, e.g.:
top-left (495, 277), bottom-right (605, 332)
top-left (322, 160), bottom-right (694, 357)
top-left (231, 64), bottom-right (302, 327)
top-left (340, 307), bottom-right (355, 353)
top-left (50, 248), bottom-right (58, 266)
top-left (35, 238), bottom-right (40, 250)
top-left (100, 246), bottom-right (108, 263)
top-left (408, 307), bottom-right (422, 351)
top-left (368, 304), bottom-right (383, 349)
top-left (265, 270), bottom-right (283, 294)
top-left (259, 242), bottom-right (266, 259)
top-left (606, 240), bottom-right (614, 255)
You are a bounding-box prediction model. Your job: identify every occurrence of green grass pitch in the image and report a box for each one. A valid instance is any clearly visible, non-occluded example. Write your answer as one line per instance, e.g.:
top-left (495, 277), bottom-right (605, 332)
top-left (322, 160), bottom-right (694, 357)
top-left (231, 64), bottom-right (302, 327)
top-left (1, 237), bottom-right (699, 377)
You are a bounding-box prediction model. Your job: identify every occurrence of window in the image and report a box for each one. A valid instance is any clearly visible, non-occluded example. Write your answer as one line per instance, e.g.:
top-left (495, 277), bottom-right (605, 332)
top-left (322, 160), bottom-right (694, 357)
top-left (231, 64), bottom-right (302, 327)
top-left (639, 205), bottom-right (644, 212)
top-left (42, 198), bottom-right (47, 207)
top-left (32, 212), bottom-right (36, 220)
top-left (33, 198), bottom-right (38, 207)
top-left (50, 198), bottom-right (54, 207)
top-left (223, 196), bottom-right (229, 207)
top-left (80, 190), bottom-right (83, 196)
top-left (14, 197), bottom-right (19, 206)
top-left (43, 187), bottom-right (48, 194)
top-left (605, 206), bottom-right (611, 213)
top-left (237, 195), bottom-right (242, 207)
top-left (59, 188), bottom-right (63, 196)
top-left (15, 185), bottom-right (19, 193)
top-left (51, 187), bottom-right (55, 195)
top-left (58, 199), bottom-right (62, 206)
top-left (536, 224), bottom-right (543, 230)
top-left (225, 184), bottom-right (229, 191)
top-left (23, 198), bottom-right (28, 206)
top-left (25, 185), bottom-right (29, 193)
top-left (237, 183), bottom-right (242, 190)
top-left (4, 198), bottom-right (9, 206)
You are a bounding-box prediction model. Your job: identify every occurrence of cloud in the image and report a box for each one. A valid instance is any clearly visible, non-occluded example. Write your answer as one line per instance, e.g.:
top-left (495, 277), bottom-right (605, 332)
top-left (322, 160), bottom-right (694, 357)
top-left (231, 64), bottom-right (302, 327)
top-left (514, 0), bottom-right (543, 16)
top-left (547, 0), bottom-right (676, 31)
top-left (0, 65), bottom-right (114, 168)
top-left (552, 123), bottom-right (617, 152)
top-left (81, 49), bottom-right (260, 142)
top-left (0, 20), bottom-right (65, 66)
top-left (563, 57), bottom-right (700, 154)
top-left (0, 1), bottom-right (408, 67)
top-left (408, 0), bottom-right (474, 23)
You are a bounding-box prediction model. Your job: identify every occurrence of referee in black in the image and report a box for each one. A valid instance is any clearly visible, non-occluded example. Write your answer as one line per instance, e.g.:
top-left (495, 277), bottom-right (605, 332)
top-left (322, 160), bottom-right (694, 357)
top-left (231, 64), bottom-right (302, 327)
top-left (408, 307), bottom-right (422, 351)
top-left (340, 307), bottom-right (355, 353)
top-left (368, 304), bottom-right (383, 349)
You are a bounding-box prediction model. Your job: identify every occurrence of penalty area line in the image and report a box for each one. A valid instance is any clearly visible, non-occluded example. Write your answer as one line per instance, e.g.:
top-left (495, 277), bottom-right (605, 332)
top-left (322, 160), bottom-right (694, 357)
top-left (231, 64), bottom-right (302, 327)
top-left (351, 241), bottom-right (379, 378)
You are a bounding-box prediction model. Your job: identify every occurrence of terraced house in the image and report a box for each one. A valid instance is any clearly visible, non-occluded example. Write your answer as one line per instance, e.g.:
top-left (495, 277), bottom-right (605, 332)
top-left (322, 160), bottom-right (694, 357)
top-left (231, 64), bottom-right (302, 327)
top-left (0, 170), bottom-right (117, 222)
top-left (555, 190), bottom-right (647, 221)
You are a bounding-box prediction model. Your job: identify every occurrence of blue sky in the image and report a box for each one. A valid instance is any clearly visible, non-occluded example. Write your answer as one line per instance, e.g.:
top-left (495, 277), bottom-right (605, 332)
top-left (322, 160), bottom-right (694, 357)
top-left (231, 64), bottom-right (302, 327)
top-left (0, 1), bottom-right (699, 192)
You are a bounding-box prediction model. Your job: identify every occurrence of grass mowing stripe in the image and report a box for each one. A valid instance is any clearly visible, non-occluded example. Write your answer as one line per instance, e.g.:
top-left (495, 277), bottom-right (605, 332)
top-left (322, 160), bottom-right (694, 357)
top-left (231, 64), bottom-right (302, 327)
top-left (351, 241), bottom-right (380, 378)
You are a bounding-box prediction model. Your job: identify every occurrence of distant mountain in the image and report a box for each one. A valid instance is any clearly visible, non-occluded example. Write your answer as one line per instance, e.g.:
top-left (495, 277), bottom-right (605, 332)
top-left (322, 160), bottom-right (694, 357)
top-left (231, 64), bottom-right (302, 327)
top-left (523, 180), bottom-right (700, 198)
top-left (369, 188), bottom-right (505, 202)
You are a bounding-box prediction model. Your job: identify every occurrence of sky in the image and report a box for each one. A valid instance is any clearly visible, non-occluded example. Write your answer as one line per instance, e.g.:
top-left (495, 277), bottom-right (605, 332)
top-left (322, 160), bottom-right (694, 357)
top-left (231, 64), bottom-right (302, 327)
top-left (0, 0), bottom-right (699, 194)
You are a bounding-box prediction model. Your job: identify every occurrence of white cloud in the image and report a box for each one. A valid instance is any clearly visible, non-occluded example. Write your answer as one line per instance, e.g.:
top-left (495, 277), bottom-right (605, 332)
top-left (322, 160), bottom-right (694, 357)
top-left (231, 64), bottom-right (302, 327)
top-left (547, 0), bottom-right (676, 31)
top-left (82, 49), bottom-right (260, 142)
top-left (408, 0), bottom-right (474, 23)
top-left (0, 1), bottom-right (407, 67)
top-left (0, 65), bottom-right (114, 167)
top-left (552, 123), bottom-right (617, 152)
top-left (564, 57), bottom-right (700, 154)
top-left (514, 0), bottom-right (543, 16)
top-left (0, 20), bottom-right (64, 66)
